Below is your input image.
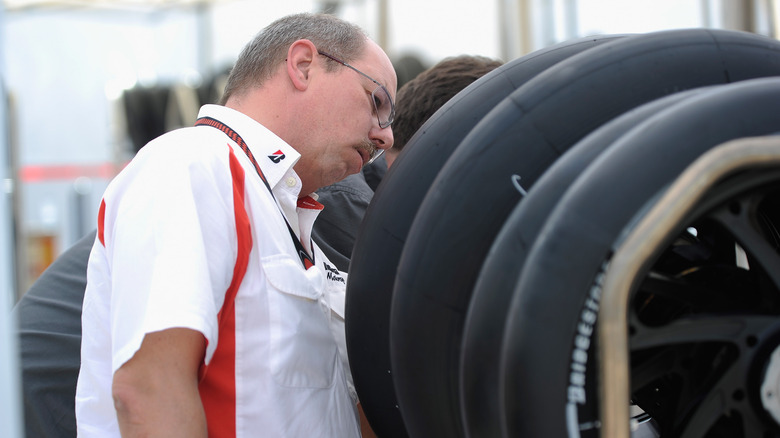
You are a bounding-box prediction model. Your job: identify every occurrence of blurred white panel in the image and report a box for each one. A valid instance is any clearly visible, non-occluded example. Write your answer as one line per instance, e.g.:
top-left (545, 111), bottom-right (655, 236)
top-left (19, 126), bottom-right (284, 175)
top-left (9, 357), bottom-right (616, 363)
top-left (577, 0), bottom-right (703, 35)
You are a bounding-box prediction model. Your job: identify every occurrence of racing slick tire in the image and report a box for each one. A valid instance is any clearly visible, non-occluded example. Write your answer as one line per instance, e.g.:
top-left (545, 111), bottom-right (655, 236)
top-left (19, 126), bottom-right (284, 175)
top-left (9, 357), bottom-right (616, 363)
top-left (501, 77), bottom-right (780, 438)
top-left (389, 29), bottom-right (780, 438)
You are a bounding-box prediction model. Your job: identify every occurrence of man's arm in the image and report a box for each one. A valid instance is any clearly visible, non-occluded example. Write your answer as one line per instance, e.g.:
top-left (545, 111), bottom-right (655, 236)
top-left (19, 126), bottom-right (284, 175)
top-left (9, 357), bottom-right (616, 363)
top-left (112, 328), bottom-right (207, 437)
top-left (358, 402), bottom-right (377, 438)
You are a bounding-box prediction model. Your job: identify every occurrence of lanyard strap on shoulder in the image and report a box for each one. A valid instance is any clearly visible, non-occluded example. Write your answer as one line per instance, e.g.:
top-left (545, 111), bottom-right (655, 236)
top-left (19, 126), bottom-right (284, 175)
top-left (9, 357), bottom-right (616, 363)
top-left (195, 117), bottom-right (315, 269)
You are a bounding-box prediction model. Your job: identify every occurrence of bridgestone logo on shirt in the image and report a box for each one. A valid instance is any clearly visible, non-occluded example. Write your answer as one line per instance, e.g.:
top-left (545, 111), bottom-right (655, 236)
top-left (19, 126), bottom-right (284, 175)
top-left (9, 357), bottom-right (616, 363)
top-left (268, 150), bottom-right (286, 163)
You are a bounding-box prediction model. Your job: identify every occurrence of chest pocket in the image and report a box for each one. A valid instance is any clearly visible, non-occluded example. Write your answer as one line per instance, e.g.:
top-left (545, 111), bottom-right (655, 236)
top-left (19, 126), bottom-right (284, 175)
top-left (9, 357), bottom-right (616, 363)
top-left (262, 254), bottom-right (338, 388)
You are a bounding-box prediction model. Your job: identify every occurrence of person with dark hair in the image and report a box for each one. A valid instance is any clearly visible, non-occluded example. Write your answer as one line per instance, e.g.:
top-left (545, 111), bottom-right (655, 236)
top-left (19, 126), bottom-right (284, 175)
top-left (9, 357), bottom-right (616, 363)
top-left (384, 55), bottom-right (503, 167)
top-left (74, 12), bottom-right (395, 437)
top-left (312, 55), bottom-right (503, 271)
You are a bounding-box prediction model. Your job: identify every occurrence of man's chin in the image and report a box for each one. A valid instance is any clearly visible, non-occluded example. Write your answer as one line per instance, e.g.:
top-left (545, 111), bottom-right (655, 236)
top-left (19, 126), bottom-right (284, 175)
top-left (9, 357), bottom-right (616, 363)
top-left (325, 167), bottom-right (355, 187)
top-left (351, 154), bottom-right (366, 175)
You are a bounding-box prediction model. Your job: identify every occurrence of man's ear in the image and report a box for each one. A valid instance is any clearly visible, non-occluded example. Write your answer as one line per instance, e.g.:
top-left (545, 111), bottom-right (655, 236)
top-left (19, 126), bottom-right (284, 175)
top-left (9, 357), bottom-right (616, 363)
top-left (286, 39), bottom-right (317, 92)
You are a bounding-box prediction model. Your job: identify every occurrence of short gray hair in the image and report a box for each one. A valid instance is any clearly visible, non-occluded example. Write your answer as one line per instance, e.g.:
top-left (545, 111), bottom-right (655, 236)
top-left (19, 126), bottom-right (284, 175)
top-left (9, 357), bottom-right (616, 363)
top-left (220, 12), bottom-right (368, 104)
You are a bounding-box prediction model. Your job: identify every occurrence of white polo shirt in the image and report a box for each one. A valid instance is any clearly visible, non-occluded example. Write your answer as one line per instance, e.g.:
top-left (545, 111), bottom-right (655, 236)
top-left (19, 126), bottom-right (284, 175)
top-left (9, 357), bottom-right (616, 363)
top-left (76, 104), bottom-right (359, 438)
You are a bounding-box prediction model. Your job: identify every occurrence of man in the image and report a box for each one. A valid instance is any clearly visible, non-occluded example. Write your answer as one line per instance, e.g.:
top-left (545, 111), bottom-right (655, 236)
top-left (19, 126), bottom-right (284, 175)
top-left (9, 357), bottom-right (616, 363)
top-left (12, 52), bottom-right (498, 438)
top-left (75, 12), bottom-right (395, 437)
top-left (312, 55), bottom-right (503, 271)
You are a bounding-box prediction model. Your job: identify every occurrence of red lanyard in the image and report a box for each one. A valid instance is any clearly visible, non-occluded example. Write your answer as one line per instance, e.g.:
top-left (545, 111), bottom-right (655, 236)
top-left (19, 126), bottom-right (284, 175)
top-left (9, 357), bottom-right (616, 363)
top-left (195, 117), bottom-right (315, 270)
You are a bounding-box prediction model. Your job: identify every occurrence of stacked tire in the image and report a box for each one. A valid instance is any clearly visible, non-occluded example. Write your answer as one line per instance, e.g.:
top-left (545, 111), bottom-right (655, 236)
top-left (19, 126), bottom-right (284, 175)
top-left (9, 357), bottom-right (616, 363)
top-left (346, 28), bottom-right (780, 438)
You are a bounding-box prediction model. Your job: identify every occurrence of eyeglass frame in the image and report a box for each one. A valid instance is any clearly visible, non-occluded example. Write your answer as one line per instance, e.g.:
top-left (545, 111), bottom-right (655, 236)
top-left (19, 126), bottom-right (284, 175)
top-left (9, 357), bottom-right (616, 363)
top-left (317, 50), bottom-right (396, 131)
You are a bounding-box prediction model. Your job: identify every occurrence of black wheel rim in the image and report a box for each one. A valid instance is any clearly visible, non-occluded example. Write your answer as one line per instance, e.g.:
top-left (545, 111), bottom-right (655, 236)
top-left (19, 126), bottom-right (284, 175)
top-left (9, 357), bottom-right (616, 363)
top-left (628, 170), bottom-right (780, 437)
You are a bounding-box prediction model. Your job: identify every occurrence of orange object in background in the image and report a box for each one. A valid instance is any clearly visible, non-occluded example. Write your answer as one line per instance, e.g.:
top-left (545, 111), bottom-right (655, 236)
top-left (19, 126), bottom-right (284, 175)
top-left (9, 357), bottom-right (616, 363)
top-left (24, 232), bottom-right (57, 293)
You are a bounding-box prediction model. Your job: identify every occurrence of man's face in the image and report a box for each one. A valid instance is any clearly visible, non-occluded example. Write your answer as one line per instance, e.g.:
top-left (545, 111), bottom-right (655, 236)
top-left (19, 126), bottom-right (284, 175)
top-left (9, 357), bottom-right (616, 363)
top-left (303, 40), bottom-right (397, 189)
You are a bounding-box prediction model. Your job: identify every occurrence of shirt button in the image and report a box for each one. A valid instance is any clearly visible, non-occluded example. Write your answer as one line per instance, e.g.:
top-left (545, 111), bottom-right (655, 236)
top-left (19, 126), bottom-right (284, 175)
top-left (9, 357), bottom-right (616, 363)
top-left (285, 177), bottom-right (297, 187)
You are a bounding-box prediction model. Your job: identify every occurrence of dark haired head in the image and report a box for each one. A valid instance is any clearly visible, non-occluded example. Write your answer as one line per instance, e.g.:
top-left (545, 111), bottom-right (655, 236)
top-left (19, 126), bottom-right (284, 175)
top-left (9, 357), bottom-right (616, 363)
top-left (387, 55), bottom-right (504, 165)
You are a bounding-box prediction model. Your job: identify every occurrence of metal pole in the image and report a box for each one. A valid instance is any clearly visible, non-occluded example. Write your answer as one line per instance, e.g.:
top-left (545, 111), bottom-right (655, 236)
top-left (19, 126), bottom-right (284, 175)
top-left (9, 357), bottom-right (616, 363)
top-left (0, 1), bottom-right (25, 434)
top-left (196, 0), bottom-right (212, 75)
top-left (500, 0), bottom-right (533, 60)
top-left (378, 0), bottom-right (389, 51)
top-left (0, 0), bottom-right (14, 302)
top-left (704, 0), bottom-right (756, 31)
top-left (768, 0), bottom-right (780, 38)
top-left (562, 0), bottom-right (578, 40)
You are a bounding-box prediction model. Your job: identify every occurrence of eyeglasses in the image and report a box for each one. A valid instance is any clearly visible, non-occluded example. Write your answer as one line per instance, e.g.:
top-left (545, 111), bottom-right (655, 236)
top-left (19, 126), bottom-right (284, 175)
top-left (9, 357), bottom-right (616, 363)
top-left (318, 50), bottom-right (395, 130)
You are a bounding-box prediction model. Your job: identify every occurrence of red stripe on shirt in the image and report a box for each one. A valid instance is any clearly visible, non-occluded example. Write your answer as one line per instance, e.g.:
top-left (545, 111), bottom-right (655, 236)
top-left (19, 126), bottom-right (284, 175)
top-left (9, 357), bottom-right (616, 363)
top-left (198, 147), bottom-right (252, 438)
top-left (97, 199), bottom-right (106, 246)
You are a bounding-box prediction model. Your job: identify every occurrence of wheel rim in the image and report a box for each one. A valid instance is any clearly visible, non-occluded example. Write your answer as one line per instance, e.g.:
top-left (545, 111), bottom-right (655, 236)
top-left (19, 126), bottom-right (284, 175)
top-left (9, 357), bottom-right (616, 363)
top-left (625, 169), bottom-right (780, 437)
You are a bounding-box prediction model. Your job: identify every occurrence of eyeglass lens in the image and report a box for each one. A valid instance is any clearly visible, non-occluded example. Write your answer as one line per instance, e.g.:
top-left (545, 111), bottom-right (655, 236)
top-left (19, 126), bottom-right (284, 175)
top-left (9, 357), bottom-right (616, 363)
top-left (372, 86), bottom-right (394, 129)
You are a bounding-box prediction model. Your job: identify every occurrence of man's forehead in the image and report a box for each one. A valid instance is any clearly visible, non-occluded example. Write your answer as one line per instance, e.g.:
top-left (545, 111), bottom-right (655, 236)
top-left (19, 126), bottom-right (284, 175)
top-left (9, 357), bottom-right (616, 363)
top-left (355, 41), bottom-right (398, 94)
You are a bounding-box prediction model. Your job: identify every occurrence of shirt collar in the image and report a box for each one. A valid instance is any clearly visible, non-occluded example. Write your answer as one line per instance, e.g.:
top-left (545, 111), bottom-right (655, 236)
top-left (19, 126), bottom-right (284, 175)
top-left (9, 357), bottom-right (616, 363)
top-left (197, 104), bottom-right (301, 191)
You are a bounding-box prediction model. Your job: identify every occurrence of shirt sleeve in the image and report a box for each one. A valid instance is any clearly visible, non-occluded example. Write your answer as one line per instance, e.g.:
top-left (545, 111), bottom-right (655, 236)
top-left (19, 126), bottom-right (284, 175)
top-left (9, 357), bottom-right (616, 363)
top-left (101, 138), bottom-right (239, 372)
